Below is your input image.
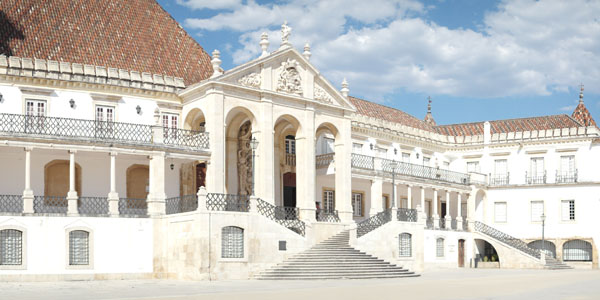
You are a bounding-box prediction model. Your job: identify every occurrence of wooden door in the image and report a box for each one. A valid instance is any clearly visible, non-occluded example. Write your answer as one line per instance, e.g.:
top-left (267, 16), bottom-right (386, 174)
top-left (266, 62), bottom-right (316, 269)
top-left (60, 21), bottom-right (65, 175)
top-left (196, 163), bottom-right (207, 191)
top-left (458, 239), bottom-right (465, 267)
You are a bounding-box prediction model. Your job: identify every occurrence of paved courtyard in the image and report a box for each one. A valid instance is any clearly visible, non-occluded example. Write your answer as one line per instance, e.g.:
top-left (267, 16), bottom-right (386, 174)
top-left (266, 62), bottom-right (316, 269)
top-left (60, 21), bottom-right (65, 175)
top-left (3, 269), bottom-right (599, 300)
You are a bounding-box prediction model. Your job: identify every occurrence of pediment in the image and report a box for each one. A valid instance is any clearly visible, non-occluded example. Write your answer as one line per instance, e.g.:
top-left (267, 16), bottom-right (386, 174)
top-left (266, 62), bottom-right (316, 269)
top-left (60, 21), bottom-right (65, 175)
top-left (217, 48), bottom-right (355, 111)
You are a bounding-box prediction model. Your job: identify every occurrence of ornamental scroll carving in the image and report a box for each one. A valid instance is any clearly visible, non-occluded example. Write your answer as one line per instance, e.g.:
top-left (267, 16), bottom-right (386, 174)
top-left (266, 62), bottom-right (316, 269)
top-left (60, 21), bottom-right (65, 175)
top-left (237, 121), bottom-right (253, 195)
top-left (277, 59), bottom-right (302, 95)
top-left (238, 72), bottom-right (261, 88)
top-left (314, 85), bottom-right (334, 104)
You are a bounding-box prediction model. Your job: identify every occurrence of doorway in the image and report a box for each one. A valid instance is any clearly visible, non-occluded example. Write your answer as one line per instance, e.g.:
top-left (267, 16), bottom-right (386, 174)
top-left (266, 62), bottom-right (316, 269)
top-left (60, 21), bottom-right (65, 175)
top-left (283, 172), bottom-right (296, 207)
top-left (458, 239), bottom-right (465, 267)
top-left (196, 163), bottom-right (207, 192)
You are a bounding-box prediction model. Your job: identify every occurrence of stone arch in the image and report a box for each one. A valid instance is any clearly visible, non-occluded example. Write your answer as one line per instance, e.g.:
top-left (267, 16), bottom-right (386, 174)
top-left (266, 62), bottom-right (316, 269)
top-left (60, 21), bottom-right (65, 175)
top-left (183, 108), bottom-right (206, 132)
top-left (126, 164), bottom-right (149, 199)
top-left (474, 238), bottom-right (500, 263)
top-left (44, 160), bottom-right (82, 197)
top-left (528, 240), bottom-right (556, 258)
top-left (224, 107), bottom-right (257, 195)
top-left (274, 114), bottom-right (302, 207)
top-left (562, 239), bottom-right (593, 262)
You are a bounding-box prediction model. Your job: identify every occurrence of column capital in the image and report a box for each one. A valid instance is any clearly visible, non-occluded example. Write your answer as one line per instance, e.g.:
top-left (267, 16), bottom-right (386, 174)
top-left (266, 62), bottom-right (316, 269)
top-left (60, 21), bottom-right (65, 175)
top-left (68, 149), bottom-right (77, 154)
top-left (24, 146), bottom-right (33, 152)
top-left (109, 151), bottom-right (118, 157)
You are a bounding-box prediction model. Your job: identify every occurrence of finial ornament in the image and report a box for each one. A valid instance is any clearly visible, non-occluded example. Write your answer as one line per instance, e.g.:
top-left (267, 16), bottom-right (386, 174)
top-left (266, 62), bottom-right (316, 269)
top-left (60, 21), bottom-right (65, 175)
top-left (579, 83), bottom-right (584, 104)
top-left (303, 42), bottom-right (311, 60)
top-left (260, 32), bottom-right (269, 58)
top-left (427, 96), bottom-right (432, 112)
top-left (280, 21), bottom-right (292, 48)
top-left (211, 49), bottom-right (223, 78)
top-left (341, 78), bottom-right (349, 98)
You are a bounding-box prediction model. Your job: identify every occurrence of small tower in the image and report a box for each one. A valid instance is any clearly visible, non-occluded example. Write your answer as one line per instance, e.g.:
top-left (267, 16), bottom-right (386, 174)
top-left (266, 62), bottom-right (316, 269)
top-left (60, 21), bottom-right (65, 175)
top-left (303, 42), bottom-right (312, 60)
top-left (572, 83), bottom-right (597, 127)
top-left (211, 49), bottom-right (223, 78)
top-left (424, 96), bottom-right (436, 126)
top-left (340, 78), bottom-right (349, 98)
top-left (260, 32), bottom-right (269, 58)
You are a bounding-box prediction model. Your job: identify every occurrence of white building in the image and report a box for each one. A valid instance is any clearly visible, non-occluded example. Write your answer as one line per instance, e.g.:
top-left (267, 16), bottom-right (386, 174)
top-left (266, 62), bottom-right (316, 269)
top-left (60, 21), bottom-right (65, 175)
top-left (0, 1), bottom-right (597, 281)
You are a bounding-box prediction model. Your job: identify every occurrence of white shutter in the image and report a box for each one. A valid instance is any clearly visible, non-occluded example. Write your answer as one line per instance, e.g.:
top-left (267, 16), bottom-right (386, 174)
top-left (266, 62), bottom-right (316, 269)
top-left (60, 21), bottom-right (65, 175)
top-left (494, 202), bottom-right (507, 222)
top-left (561, 200), bottom-right (570, 221)
top-left (561, 156), bottom-right (575, 174)
top-left (530, 157), bottom-right (544, 176)
top-left (494, 159), bottom-right (507, 176)
top-left (531, 201), bottom-right (544, 221)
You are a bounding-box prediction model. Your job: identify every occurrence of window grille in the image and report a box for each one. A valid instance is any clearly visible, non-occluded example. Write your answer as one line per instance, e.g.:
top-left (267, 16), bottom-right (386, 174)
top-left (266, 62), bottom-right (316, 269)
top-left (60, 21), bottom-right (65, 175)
top-left (527, 240), bottom-right (556, 258)
top-left (0, 229), bottom-right (22, 265)
top-left (285, 137), bottom-right (296, 154)
top-left (221, 226), bottom-right (244, 258)
top-left (494, 202), bottom-right (507, 223)
top-left (436, 238), bottom-right (444, 257)
top-left (563, 240), bottom-right (592, 261)
top-left (561, 200), bottom-right (575, 221)
top-left (399, 233), bottom-right (412, 257)
top-left (323, 190), bottom-right (335, 212)
top-left (352, 193), bottom-right (363, 217)
top-left (69, 230), bottom-right (89, 265)
top-left (530, 201), bottom-right (544, 222)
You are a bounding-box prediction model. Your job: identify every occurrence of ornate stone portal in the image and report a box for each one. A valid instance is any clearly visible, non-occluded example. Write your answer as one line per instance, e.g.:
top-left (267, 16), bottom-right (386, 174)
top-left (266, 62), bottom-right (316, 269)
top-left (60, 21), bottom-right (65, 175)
top-left (237, 121), bottom-right (253, 195)
top-left (277, 59), bottom-right (302, 95)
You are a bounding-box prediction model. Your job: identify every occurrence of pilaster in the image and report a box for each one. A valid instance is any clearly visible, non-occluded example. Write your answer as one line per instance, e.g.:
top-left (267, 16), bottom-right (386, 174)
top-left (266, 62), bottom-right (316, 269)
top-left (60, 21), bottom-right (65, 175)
top-left (369, 179), bottom-right (383, 215)
top-left (147, 153), bottom-right (167, 216)
top-left (297, 106), bottom-right (316, 222)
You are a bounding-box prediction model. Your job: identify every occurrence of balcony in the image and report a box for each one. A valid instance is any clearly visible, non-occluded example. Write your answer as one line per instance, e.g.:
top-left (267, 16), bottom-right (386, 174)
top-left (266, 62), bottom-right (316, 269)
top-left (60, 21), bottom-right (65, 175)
top-left (525, 171), bottom-right (547, 184)
top-left (284, 153), bottom-right (296, 166)
top-left (489, 173), bottom-right (510, 186)
top-left (351, 153), bottom-right (471, 185)
top-left (316, 153), bottom-right (334, 168)
top-left (0, 113), bottom-right (209, 151)
top-left (556, 170), bottom-right (578, 183)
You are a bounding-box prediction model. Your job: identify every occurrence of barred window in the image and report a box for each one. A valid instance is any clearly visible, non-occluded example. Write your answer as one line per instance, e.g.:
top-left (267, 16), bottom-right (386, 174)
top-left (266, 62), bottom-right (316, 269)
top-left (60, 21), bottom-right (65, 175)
top-left (0, 229), bottom-right (22, 265)
top-left (399, 233), bottom-right (412, 257)
top-left (69, 230), bottom-right (89, 265)
top-left (436, 238), bottom-right (444, 257)
top-left (222, 226), bottom-right (244, 258)
top-left (561, 200), bottom-right (575, 221)
top-left (563, 240), bottom-right (592, 261)
top-left (352, 193), bottom-right (363, 217)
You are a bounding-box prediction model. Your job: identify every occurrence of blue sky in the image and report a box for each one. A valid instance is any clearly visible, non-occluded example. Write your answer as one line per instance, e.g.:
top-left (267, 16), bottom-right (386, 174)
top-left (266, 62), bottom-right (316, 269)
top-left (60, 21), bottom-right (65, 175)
top-left (157, 0), bottom-right (600, 125)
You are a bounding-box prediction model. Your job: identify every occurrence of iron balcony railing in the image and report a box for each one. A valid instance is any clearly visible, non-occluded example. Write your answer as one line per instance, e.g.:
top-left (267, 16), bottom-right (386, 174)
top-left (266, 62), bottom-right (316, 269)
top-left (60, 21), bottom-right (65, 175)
top-left (357, 209), bottom-right (392, 237)
top-left (118, 198), bottom-right (148, 216)
top-left (439, 218), bottom-right (446, 230)
top-left (489, 173), bottom-right (510, 186)
top-left (462, 217), bottom-right (469, 231)
top-left (0, 195), bottom-right (23, 213)
top-left (166, 194), bottom-right (198, 215)
top-left (316, 153), bottom-right (334, 168)
top-left (474, 221), bottom-right (541, 259)
top-left (285, 153), bottom-right (296, 166)
top-left (78, 196), bottom-right (109, 215)
top-left (0, 113), bottom-right (209, 150)
top-left (351, 154), bottom-right (471, 185)
top-left (256, 199), bottom-right (305, 236)
top-left (397, 208), bottom-right (417, 222)
top-left (525, 171), bottom-right (546, 184)
top-left (425, 217), bottom-right (434, 229)
top-left (33, 196), bottom-right (68, 214)
top-left (451, 218), bottom-right (457, 230)
top-left (556, 169), bottom-right (578, 183)
top-left (315, 208), bottom-right (340, 222)
top-left (206, 193), bottom-right (250, 212)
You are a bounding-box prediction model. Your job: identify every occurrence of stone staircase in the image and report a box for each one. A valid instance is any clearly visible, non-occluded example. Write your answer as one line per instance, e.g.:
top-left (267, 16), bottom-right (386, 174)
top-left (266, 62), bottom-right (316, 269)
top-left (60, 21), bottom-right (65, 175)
top-left (254, 231), bottom-right (419, 280)
top-left (544, 256), bottom-right (573, 270)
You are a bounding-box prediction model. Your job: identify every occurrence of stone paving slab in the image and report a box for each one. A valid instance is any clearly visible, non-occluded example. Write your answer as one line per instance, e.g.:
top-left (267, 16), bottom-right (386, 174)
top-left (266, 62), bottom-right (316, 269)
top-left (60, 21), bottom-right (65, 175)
top-left (1, 269), bottom-right (599, 300)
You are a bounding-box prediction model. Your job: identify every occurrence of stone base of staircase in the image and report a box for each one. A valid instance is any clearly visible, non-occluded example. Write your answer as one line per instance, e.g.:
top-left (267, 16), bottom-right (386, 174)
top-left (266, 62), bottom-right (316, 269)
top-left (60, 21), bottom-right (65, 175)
top-left (254, 231), bottom-right (420, 280)
top-left (544, 256), bottom-right (573, 270)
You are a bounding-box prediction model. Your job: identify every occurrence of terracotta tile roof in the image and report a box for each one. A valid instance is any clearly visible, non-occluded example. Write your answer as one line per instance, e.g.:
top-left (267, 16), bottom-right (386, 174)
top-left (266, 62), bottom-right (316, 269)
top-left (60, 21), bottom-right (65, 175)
top-left (435, 115), bottom-right (583, 136)
top-left (571, 102), bottom-right (597, 127)
top-left (0, 0), bottom-right (213, 86)
top-left (349, 96), bottom-right (435, 131)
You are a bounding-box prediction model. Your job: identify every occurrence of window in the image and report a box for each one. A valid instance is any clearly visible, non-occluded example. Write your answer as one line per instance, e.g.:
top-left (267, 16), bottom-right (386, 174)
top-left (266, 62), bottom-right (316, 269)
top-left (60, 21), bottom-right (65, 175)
top-left (494, 202), bottom-right (507, 223)
top-left (0, 229), bottom-right (22, 265)
top-left (352, 143), bottom-right (363, 154)
top-left (221, 226), bottom-right (244, 258)
top-left (530, 201), bottom-right (544, 222)
top-left (467, 161), bottom-right (480, 173)
top-left (162, 113), bottom-right (178, 139)
top-left (560, 155), bottom-right (575, 175)
top-left (563, 240), bottom-right (592, 261)
top-left (285, 135), bottom-right (296, 154)
top-left (423, 157), bottom-right (430, 166)
top-left (25, 99), bottom-right (46, 131)
top-left (95, 105), bottom-right (115, 135)
top-left (352, 192), bottom-right (363, 217)
top-left (399, 233), bottom-right (412, 257)
top-left (561, 200), bottom-right (575, 221)
top-left (530, 157), bottom-right (544, 177)
top-left (376, 147), bottom-right (387, 159)
top-left (436, 238), bottom-right (444, 257)
top-left (494, 159), bottom-right (507, 176)
top-left (321, 137), bottom-right (334, 154)
top-left (69, 230), bottom-right (89, 265)
top-left (402, 153), bottom-right (410, 163)
top-left (323, 190), bottom-right (335, 212)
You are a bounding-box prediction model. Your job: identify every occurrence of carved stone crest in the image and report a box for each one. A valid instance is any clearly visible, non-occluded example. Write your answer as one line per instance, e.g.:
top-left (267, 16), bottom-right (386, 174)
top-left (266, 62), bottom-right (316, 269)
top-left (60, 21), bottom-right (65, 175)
top-left (238, 72), bottom-right (261, 88)
top-left (277, 58), bottom-right (302, 95)
top-left (314, 85), bottom-right (334, 104)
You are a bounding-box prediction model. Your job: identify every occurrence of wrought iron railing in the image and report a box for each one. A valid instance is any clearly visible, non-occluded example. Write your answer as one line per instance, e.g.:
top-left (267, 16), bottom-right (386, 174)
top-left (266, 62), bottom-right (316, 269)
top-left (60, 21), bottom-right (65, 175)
top-left (490, 173), bottom-right (510, 186)
top-left (118, 198), bottom-right (147, 216)
top-left (285, 153), bottom-right (296, 166)
top-left (315, 208), bottom-right (340, 222)
top-left (33, 195), bottom-right (67, 214)
top-left (451, 218), bottom-right (457, 230)
top-left (256, 199), bottom-right (305, 236)
top-left (357, 209), bottom-right (392, 237)
top-left (206, 193), bottom-right (250, 212)
top-left (462, 218), bottom-right (469, 231)
top-left (425, 217), bottom-right (434, 229)
top-left (0, 195), bottom-right (23, 213)
top-left (163, 128), bottom-right (209, 149)
top-left (474, 221), bottom-right (541, 259)
top-left (316, 153), bottom-right (334, 168)
top-left (165, 194), bottom-right (198, 215)
top-left (525, 171), bottom-right (546, 184)
top-left (351, 154), bottom-right (471, 185)
top-left (397, 208), bottom-right (417, 222)
top-left (439, 217), bottom-right (446, 230)
top-left (556, 170), bottom-right (578, 183)
top-left (78, 196), bottom-right (109, 215)
top-left (0, 113), bottom-right (209, 150)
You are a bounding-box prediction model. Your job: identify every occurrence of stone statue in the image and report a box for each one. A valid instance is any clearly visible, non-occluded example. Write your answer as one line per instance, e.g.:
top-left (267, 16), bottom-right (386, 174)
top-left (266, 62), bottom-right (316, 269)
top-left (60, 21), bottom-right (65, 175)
top-left (237, 121), bottom-right (253, 195)
top-left (281, 21), bottom-right (292, 44)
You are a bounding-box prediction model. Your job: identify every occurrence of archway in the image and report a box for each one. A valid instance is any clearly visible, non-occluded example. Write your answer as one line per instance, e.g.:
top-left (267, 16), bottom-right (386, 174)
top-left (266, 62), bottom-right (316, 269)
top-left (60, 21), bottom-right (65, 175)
top-left (528, 240), bottom-right (556, 258)
top-left (274, 114), bottom-right (302, 207)
top-left (475, 238), bottom-right (499, 264)
top-left (126, 164), bottom-right (149, 199)
top-left (183, 108), bottom-right (206, 132)
top-left (315, 122), bottom-right (341, 220)
top-left (44, 160), bottom-right (82, 197)
top-left (225, 107), bottom-right (257, 195)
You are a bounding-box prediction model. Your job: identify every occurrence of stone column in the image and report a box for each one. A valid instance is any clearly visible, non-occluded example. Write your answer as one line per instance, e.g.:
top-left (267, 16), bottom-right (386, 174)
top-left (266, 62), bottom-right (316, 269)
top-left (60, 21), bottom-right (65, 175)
top-left (108, 152), bottom-right (119, 216)
top-left (335, 118), bottom-right (353, 222)
top-left (147, 153), bottom-right (167, 216)
top-left (197, 186), bottom-right (208, 212)
top-left (67, 150), bottom-right (79, 215)
top-left (445, 190), bottom-right (452, 229)
top-left (257, 97), bottom-right (275, 203)
top-left (406, 184), bottom-right (412, 209)
top-left (207, 89), bottom-right (226, 194)
top-left (369, 179), bottom-right (383, 216)
top-left (456, 192), bottom-right (464, 230)
top-left (22, 147), bottom-right (34, 213)
top-left (296, 109), bottom-right (316, 222)
top-left (432, 188), bottom-right (439, 229)
top-left (420, 186), bottom-right (425, 213)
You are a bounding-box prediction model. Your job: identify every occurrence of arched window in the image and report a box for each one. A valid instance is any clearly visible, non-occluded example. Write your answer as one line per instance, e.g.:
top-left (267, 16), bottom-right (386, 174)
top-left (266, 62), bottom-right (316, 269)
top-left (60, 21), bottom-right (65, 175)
top-left (399, 233), bottom-right (412, 257)
top-left (222, 226), bottom-right (244, 258)
top-left (527, 240), bottom-right (556, 258)
top-left (0, 229), bottom-right (22, 265)
top-left (69, 230), bottom-right (89, 265)
top-left (563, 240), bottom-right (592, 261)
top-left (436, 238), bottom-right (445, 257)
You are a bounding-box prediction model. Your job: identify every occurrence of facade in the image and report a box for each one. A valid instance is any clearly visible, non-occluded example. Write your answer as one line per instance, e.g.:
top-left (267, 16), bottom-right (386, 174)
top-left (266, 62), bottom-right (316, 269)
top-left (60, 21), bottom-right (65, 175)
top-left (0, 1), bottom-right (598, 281)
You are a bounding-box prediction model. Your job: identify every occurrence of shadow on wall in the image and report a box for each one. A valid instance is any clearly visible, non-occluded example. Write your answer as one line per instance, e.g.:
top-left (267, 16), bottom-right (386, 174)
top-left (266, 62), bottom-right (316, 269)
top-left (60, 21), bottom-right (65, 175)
top-left (0, 10), bottom-right (24, 56)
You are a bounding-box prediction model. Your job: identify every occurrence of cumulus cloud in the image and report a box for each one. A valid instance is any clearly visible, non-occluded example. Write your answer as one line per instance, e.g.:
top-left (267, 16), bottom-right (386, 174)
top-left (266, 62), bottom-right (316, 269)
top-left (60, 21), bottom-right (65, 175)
top-left (176, 0), bottom-right (242, 10)
top-left (182, 0), bottom-right (600, 100)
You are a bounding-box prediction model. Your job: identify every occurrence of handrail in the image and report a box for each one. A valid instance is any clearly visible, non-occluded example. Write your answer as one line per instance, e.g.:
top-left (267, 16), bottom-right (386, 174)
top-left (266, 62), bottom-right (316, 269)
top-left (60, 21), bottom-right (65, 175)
top-left (357, 209), bottom-right (392, 237)
top-left (166, 194), bottom-right (198, 215)
top-left (397, 208), bottom-right (417, 222)
top-left (256, 199), bottom-right (305, 236)
top-left (206, 193), bottom-right (250, 212)
top-left (474, 221), bottom-right (541, 259)
top-left (315, 208), bottom-right (340, 222)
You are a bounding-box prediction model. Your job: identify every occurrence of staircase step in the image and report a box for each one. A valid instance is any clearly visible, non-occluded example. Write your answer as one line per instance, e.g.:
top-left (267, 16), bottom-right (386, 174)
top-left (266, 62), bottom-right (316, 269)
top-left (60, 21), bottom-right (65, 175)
top-left (256, 273), bottom-right (419, 280)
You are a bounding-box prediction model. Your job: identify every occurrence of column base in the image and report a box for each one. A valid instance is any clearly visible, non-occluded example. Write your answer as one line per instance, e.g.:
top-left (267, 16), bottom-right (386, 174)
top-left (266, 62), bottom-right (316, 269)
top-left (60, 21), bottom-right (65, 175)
top-left (108, 192), bottom-right (119, 216)
top-left (432, 215), bottom-right (440, 229)
top-left (338, 210), bottom-right (354, 223)
top-left (147, 193), bottom-right (166, 216)
top-left (299, 208), bottom-right (316, 222)
top-left (456, 219), bottom-right (464, 231)
top-left (445, 217), bottom-right (452, 229)
top-left (67, 191), bottom-right (79, 216)
top-left (22, 189), bottom-right (34, 214)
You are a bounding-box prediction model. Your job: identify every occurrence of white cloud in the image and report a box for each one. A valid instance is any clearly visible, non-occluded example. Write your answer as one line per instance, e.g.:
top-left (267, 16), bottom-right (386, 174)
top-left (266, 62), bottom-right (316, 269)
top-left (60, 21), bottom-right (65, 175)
top-left (182, 0), bottom-right (600, 100)
top-left (176, 0), bottom-right (242, 10)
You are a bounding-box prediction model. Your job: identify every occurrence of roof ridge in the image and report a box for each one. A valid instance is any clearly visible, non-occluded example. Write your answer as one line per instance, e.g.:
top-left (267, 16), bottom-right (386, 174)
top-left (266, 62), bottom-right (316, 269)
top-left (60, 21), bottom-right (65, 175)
top-left (349, 95), bottom-right (432, 124)
top-left (436, 113), bottom-right (574, 127)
